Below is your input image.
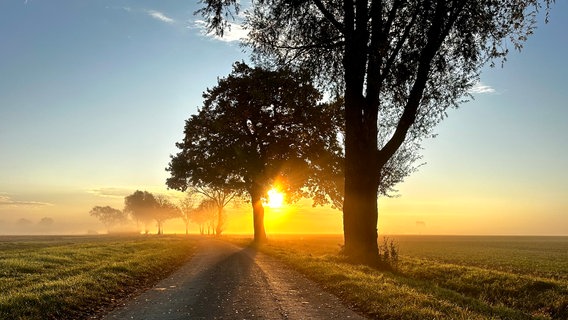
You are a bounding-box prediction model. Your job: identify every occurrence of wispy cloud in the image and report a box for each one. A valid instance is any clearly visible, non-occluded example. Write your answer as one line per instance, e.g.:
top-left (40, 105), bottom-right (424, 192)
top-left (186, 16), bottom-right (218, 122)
top-left (88, 187), bottom-right (132, 199)
top-left (192, 20), bottom-right (248, 43)
top-left (87, 186), bottom-right (184, 200)
top-left (106, 7), bottom-right (176, 25)
top-left (147, 10), bottom-right (175, 24)
top-left (470, 82), bottom-right (497, 94)
top-left (0, 195), bottom-right (52, 208)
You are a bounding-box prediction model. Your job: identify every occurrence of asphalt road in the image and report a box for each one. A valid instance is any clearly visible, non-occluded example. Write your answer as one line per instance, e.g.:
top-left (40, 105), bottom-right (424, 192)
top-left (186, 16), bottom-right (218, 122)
top-left (102, 239), bottom-right (367, 320)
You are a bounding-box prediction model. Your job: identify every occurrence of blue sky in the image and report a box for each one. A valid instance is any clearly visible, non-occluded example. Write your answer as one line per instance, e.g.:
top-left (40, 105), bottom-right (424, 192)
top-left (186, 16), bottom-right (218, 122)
top-left (1, 1), bottom-right (244, 189)
top-left (0, 1), bottom-right (566, 235)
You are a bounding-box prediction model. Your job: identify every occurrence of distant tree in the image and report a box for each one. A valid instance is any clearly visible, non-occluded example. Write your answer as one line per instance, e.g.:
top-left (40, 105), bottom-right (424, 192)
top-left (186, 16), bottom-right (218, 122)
top-left (196, 199), bottom-right (218, 235)
top-left (178, 189), bottom-right (232, 236)
top-left (124, 190), bottom-right (158, 234)
top-left (193, 207), bottom-right (208, 235)
top-left (199, 0), bottom-right (554, 263)
top-left (154, 195), bottom-right (181, 235)
top-left (192, 186), bottom-right (237, 236)
top-left (184, 198), bottom-right (216, 235)
top-left (89, 206), bottom-right (127, 233)
top-left (166, 62), bottom-right (343, 242)
top-left (178, 193), bottom-right (196, 235)
top-left (38, 217), bottom-right (55, 227)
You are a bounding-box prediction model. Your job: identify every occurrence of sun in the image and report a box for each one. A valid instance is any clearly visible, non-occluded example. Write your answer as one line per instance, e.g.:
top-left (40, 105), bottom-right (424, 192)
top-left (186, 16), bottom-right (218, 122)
top-left (266, 188), bottom-right (284, 208)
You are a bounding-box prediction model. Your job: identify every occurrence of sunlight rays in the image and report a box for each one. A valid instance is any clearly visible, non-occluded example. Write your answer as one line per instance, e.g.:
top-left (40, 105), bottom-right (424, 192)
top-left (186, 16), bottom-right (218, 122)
top-left (265, 188), bottom-right (284, 208)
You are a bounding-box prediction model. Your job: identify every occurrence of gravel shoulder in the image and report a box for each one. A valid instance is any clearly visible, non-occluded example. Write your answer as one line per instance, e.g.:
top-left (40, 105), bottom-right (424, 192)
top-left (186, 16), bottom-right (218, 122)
top-left (102, 238), bottom-right (367, 320)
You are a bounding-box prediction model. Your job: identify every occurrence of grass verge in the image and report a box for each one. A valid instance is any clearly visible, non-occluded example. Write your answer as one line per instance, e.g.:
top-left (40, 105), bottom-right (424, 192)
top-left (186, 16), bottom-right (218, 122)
top-left (225, 235), bottom-right (568, 320)
top-left (0, 235), bottom-right (197, 320)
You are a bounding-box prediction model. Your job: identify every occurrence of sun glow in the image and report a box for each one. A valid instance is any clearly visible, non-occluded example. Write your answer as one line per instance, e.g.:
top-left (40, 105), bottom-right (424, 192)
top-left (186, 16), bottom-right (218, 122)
top-left (266, 188), bottom-right (284, 208)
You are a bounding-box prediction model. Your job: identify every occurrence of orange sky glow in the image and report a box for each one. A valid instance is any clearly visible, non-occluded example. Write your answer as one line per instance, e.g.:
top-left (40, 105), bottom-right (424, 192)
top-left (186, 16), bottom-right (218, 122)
top-left (1, 2), bottom-right (567, 237)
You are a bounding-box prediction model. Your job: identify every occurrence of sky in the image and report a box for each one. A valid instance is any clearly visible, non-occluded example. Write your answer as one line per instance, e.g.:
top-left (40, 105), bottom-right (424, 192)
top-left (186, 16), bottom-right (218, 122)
top-left (0, 1), bottom-right (566, 236)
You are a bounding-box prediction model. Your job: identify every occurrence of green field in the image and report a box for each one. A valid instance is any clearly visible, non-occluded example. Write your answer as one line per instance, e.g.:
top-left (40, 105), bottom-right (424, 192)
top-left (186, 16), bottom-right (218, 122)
top-left (230, 234), bottom-right (568, 319)
top-left (1, 234), bottom-right (566, 319)
top-left (0, 235), bottom-right (197, 320)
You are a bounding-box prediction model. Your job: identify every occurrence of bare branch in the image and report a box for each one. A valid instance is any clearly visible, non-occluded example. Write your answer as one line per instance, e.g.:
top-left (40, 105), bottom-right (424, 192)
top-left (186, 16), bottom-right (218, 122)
top-left (312, 0), bottom-right (345, 34)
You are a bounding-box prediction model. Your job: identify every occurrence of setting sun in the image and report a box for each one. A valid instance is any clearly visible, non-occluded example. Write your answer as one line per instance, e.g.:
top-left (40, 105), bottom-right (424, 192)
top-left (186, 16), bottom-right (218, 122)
top-left (266, 188), bottom-right (284, 208)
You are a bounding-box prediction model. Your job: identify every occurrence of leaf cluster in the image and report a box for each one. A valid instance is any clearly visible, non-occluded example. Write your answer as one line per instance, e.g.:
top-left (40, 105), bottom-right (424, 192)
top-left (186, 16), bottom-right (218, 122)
top-left (167, 62), bottom-right (343, 206)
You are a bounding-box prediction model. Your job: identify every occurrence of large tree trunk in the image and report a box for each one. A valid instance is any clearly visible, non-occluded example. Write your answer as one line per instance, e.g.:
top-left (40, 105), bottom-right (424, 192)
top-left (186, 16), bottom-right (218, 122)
top-left (342, 133), bottom-right (380, 265)
top-left (250, 187), bottom-right (267, 243)
top-left (342, 18), bottom-right (380, 263)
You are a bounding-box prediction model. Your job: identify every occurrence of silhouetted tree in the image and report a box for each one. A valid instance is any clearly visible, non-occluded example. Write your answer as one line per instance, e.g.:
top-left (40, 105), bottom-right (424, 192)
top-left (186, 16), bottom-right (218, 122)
top-left (154, 195), bottom-right (181, 235)
top-left (38, 217), bottom-right (55, 227)
top-left (189, 199), bottom-right (217, 235)
top-left (178, 193), bottom-right (196, 235)
top-left (124, 190), bottom-right (158, 234)
top-left (90, 206), bottom-right (127, 233)
top-left (167, 62), bottom-right (342, 242)
top-left (199, 0), bottom-right (553, 263)
top-left (192, 186), bottom-right (237, 236)
top-left (200, 199), bottom-right (218, 235)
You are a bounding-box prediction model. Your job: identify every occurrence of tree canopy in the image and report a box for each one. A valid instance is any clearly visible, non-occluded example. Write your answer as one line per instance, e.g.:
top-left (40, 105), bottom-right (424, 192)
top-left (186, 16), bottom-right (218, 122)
top-left (89, 206), bottom-right (127, 233)
top-left (167, 62), bottom-right (343, 242)
top-left (199, 0), bottom-right (553, 263)
top-left (154, 195), bottom-right (181, 235)
top-left (124, 190), bottom-right (157, 234)
top-left (124, 190), bottom-right (179, 234)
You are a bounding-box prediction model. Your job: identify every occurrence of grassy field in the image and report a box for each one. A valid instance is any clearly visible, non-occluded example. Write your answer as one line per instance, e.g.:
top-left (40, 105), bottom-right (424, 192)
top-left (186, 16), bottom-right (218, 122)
top-left (227, 234), bottom-right (568, 319)
top-left (0, 235), bottom-right (197, 320)
top-left (2, 234), bottom-right (565, 319)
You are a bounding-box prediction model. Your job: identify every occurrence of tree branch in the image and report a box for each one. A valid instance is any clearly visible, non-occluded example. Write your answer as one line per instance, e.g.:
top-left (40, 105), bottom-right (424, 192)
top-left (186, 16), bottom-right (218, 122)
top-left (344, 0), bottom-right (355, 36)
top-left (312, 0), bottom-right (345, 34)
top-left (379, 8), bottom-right (418, 83)
top-left (273, 39), bottom-right (344, 51)
top-left (365, 0), bottom-right (383, 111)
top-left (378, 1), bottom-right (450, 166)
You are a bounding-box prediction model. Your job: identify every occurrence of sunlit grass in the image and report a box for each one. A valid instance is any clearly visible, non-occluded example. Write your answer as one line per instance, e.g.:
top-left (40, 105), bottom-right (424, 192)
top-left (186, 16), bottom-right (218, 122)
top-left (0, 235), bottom-right (197, 320)
top-left (226, 234), bottom-right (568, 319)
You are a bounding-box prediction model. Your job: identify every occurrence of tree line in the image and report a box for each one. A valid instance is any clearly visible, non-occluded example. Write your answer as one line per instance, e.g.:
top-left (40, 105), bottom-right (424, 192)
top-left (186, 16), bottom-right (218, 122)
top-left (89, 188), bottom-right (232, 235)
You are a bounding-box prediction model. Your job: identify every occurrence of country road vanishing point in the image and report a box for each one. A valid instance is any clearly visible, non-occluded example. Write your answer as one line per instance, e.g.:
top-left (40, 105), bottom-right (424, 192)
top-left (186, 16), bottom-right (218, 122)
top-left (102, 239), bottom-right (367, 319)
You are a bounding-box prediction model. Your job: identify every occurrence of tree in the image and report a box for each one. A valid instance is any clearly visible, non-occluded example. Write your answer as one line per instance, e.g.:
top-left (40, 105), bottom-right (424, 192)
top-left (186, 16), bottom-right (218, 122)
top-left (192, 186), bottom-right (237, 236)
top-left (197, 199), bottom-right (218, 235)
top-left (178, 187), bottom-right (236, 236)
top-left (179, 193), bottom-right (196, 235)
top-left (154, 195), bottom-right (181, 235)
top-left (90, 206), bottom-right (127, 233)
top-left (167, 62), bottom-right (343, 242)
top-left (123, 191), bottom-right (180, 235)
top-left (124, 190), bottom-right (158, 234)
top-left (38, 217), bottom-right (55, 227)
top-left (185, 198), bottom-right (218, 235)
top-left (192, 201), bottom-right (209, 235)
top-left (199, 0), bottom-right (553, 263)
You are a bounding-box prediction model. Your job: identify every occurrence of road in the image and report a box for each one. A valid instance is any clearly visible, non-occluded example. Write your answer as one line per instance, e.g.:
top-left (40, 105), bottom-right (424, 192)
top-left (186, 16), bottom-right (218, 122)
top-left (102, 239), bottom-right (367, 320)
